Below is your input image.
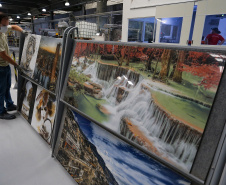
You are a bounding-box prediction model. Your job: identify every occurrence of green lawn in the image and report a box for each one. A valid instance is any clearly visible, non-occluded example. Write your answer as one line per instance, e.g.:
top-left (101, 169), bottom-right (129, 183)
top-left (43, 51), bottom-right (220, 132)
top-left (77, 94), bottom-right (109, 123)
top-left (151, 90), bottom-right (210, 130)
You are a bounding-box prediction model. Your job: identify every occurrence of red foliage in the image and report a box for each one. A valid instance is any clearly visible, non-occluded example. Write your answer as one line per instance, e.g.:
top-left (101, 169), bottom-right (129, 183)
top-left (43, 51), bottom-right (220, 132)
top-left (180, 51), bottom-right (222, 89)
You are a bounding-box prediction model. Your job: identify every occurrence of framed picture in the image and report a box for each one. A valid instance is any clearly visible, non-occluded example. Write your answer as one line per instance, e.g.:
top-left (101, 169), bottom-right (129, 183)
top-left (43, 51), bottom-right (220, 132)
top-left (63, 41), bottom-right (225, 171)
top-left (33, 37), bottom-right (62, 93)
top-left (56, 107), bottom-right (190, 185)
top-left (20, 34), bottom-right (41, 77)
top-left (31, 86), bottom-right (57, 144)
top-left (20, 80), bottom-right (36, 122)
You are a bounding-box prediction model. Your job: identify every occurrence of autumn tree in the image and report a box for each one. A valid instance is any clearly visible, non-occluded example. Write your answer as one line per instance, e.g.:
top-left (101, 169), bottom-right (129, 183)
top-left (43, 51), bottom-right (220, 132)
top-left (159, 49), bottom-right (172, 81)
top-left (172, 50), bottom-right (186, 83)
top-left (181, 51), bottom-right (222, 89)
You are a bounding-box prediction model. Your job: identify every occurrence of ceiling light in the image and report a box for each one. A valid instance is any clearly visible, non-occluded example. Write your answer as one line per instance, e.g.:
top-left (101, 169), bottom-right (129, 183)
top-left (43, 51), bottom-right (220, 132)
top-left (0, 3), bottom-right (2, 7)
top-left (42, 8), bottom-right (46, 12)
top-left (28, 13), bottom-right (31, 16)
top-left (65, 1), bottom-right (70, 6)
top-left (9, 18), bottom-right (13, 21)
top-left (17, 16), bottom-right (20, 19)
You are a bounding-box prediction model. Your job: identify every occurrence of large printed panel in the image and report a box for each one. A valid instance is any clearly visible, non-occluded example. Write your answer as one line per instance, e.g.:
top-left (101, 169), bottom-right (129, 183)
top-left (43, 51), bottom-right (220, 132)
top-left (20, 34), bottom-right (41, 77)
top-left (20, 80), bottom-right (36, 121)
top-left (63, 42), bottom-right (225, 171)
top-left (33, 37), bottom-right (62, 92)
top-left (56, 108), bottom-right (190, 185)
top-left (31, 86), bottom-right (57, 144)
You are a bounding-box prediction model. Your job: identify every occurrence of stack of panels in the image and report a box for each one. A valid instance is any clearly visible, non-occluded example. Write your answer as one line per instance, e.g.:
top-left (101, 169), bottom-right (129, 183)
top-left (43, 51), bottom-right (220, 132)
top-left (19, 34), bottom-right (63, 145)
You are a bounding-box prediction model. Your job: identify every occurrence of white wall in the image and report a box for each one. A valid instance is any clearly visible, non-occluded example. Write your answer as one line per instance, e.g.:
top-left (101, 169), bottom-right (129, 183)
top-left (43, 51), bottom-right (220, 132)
top-left (192, 0), bottom-right (226, 46)
top-left (130, 0), bottom-right (195, 9)
top-left (122, 0), bottom-right (156, 42)
top-left (122, 0), bottom-right (195, 44)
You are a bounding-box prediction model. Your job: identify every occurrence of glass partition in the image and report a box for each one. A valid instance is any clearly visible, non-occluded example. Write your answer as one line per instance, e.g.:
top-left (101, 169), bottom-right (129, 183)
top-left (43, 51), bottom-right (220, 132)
top-left (158, 17), bottom-right (183, 44)
top-left (128, 17), bottom-right (155, 43)
top-left (202, 14), bottom-right (226, 45)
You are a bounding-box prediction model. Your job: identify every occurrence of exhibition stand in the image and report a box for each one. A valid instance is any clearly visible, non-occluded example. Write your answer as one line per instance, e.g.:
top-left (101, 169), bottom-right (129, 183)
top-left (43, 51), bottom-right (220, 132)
top-left (17, 28), bottom-right (226, 185)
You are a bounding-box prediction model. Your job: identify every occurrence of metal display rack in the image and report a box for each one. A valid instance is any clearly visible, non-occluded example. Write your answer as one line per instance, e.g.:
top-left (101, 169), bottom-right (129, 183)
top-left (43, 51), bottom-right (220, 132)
top-left (17, 27), bottom-right (226, 185)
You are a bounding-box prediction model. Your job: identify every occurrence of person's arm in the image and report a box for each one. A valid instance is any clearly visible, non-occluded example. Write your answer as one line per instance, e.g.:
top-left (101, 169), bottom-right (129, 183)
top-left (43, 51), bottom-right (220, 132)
top-left (11, 25), bottom-right (23, 33)
top-left (0, 51), bottom-right (18, 66)
top-left (219, 39), bottom-right (225, 45)
top-left (218, 35), bottom-right (225, 45)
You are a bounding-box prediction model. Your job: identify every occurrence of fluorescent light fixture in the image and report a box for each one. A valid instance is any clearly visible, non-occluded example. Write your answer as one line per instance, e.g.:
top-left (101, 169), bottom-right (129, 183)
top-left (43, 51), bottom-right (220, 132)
top-left (17, 16), bottom-right (20, 19)
top-left (9, 18), bottom-right (13, 21)
top-left (28, 13), bottom-right (31, 16)
top-left (42, 8), bottom-right (46, 12)
top-left (0, 3), bottom-right (2, 7)
top-left (65, 1), bottom-right (70, 6)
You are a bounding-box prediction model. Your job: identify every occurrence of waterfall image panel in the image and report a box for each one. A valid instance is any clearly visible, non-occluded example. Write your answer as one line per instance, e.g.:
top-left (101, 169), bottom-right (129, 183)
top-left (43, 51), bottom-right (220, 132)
top-left (20, 80), bottom-right (36, 121)
top-left (31, 86), bottom-right (56, 144)
top-left (56, 108), bottom-right (190, 185)
top-left (33, 37), bottom-right (62, 93)
top-left (20, 34), bottom-right (41, 77)
top-left (63, 42), bottom-right (225, 171)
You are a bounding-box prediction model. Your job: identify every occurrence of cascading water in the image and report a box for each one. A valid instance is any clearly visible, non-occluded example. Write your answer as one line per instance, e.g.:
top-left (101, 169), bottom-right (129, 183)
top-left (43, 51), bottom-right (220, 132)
top-left (80, 60), bottom-right (202, 170)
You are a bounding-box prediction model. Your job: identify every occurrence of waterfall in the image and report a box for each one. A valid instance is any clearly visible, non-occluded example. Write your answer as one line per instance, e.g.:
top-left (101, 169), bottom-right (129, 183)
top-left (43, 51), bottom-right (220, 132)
top-left (79, 60), bottom-right (202, 170)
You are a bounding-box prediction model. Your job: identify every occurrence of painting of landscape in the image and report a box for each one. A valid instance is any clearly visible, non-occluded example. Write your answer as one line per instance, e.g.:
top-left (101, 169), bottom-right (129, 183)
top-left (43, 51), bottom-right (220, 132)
top-left (63, 42), bottom-right (225, 171)
top-left (31, 86), bottom-right (57, 144)
top-left (20, 34), bottom-right (41, 77)
top-left (56, 108), bottom-right (190, 185)
top-left (33, 37), bottom-right (62, 93)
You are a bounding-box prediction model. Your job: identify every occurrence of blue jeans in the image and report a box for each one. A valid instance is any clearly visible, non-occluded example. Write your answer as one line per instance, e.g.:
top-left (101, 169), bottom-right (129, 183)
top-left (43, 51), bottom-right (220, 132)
top-left (0, 65), bottom-right (14, 114)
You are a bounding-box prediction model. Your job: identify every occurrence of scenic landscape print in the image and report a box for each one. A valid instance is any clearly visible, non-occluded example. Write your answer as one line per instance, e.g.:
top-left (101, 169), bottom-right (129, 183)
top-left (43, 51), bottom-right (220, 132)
top-left (56, 108), bottom-right (190, 185)
top-left (33, 37), bottom-right (62, 93)
top-left (64, 42), bottom-right (225, 171)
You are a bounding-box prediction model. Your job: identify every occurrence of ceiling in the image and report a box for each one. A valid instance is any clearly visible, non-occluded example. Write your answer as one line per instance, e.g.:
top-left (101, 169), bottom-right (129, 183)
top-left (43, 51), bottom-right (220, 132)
top-left (0, 0), bottom-right (97, 20)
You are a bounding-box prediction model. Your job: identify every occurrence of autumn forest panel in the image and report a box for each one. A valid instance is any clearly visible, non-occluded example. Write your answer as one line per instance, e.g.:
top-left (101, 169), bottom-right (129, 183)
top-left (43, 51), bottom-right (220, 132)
top-left (64, 42), bottom-right (225, 171)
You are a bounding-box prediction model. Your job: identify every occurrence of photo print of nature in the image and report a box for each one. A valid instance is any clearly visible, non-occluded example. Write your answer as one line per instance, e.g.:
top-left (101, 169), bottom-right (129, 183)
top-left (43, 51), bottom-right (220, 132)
top-left (20, 34), bottom-right (62, 93)
top-left (56, 108), bottom-right (190, 185)
top-left (33, 37), bottom-right (62, 92)
top-left (64, 42), bottom-right (225, 171)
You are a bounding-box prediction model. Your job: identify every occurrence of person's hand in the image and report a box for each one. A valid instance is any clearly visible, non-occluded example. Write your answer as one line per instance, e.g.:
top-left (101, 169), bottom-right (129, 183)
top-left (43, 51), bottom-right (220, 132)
top-left (16, 65), bottom-right (23, 74)
top-left (22, 30), bottom-right (29, 36)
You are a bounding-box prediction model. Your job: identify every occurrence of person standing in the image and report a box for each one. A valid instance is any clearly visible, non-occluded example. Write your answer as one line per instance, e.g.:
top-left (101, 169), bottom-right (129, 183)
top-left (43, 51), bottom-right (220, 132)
top-left (0, 13), bottom-right (24, 120)
top-left (205, 28), bottom-right (225, 45)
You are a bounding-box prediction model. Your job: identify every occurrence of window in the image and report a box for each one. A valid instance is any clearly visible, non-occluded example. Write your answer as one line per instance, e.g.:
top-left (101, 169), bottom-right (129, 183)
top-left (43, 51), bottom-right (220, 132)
top-left (202, 14), bottom-right (226, 45)
top-left (128, 17), bottom-right (155, 43)
top-left (158, 17), bottom-right (183, 44)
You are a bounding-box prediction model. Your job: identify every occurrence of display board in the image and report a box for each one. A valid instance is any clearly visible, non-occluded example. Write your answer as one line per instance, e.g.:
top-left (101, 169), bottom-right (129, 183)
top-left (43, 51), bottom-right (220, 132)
top-left (20, 34), bottom-right (41, 78)
top-left (33, 37), bottom-right (62, 92)
top-left (31, 86), bottom-right (57, 144)
top-left (62, 41), bottom-right (225, 172)
top-left (55, 107), bottom-right (190, 185)
top-left (20, 34), bottom-right (63, 93)
top-left (20, 80), bottom-right (36, 121)
top-left (19, 34), bottom-right (63, 145)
